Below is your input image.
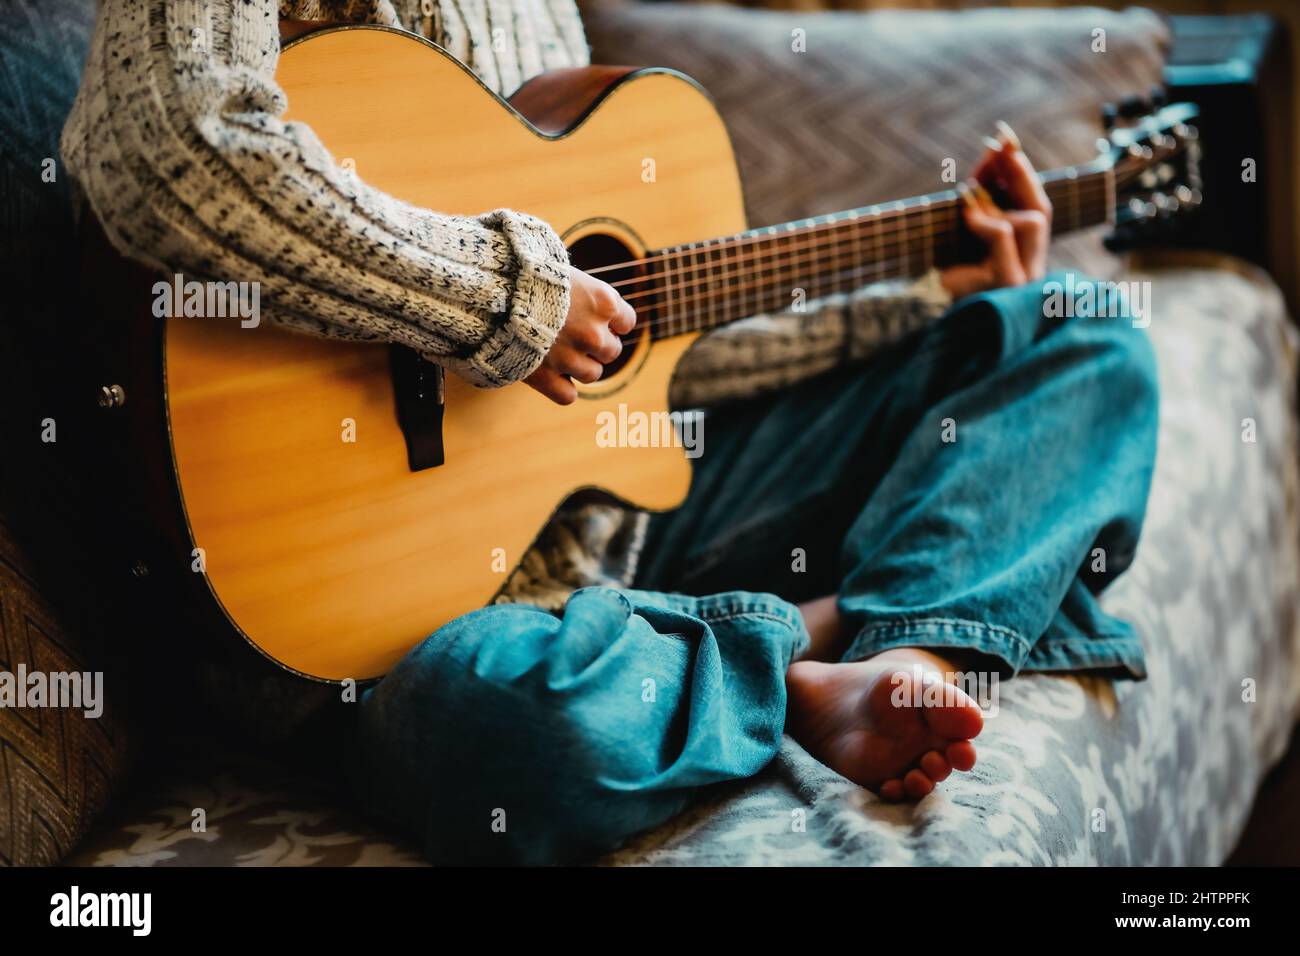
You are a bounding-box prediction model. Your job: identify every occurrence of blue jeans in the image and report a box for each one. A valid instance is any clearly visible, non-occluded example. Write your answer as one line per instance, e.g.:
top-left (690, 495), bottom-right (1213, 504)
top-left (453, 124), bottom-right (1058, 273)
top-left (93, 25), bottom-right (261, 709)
top-left (349, 275), bottom-right (1159, 864)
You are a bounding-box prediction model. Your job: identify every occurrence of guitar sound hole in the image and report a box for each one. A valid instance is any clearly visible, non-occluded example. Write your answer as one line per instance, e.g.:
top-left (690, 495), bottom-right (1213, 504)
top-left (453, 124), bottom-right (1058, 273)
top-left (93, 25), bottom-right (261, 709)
top-left (567, 232), bottom-right (650, 380)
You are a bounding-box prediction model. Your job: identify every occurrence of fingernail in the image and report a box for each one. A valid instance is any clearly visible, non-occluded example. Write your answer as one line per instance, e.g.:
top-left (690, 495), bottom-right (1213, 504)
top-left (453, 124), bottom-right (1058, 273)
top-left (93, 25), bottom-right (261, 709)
top-left (995, 120), bottom-right (1021, 152)
top-left (981, 135), bottom-right (1003, 153)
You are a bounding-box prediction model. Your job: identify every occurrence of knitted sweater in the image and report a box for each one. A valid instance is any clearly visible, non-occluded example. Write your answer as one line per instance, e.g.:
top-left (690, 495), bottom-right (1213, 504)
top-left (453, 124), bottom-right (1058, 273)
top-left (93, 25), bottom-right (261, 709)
top-left (62, 0), bottom-right (951, 607)
top-left (62, 0), bottom-right (586, 388)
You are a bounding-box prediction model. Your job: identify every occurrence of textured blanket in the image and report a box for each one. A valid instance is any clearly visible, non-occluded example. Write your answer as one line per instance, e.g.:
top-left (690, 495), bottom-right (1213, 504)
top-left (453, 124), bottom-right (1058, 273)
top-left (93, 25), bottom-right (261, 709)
top-left (602, 256), bottom-right (1300, 865)
top-left (66, 255), bottom-right (1300, 866)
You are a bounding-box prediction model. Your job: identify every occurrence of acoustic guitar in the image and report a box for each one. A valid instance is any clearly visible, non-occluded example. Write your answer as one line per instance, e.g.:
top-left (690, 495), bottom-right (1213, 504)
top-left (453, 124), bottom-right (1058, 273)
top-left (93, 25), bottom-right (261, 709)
top-left (100, 24), bottom-right (1201, 681)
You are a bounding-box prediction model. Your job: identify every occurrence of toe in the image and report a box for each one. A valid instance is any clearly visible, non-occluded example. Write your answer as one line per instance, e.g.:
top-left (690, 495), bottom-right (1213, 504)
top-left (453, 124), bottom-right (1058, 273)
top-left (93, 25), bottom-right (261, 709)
top-left (879, 778), bottom-right (905, 802)
top-left (920, 750), bottom-right (951, 783)
top-left (903, 769), bottom-right (934, 800)
top-left (946, 740), bottom-right (977, 772)
top-left (921, 682), bottom-right (985, 740)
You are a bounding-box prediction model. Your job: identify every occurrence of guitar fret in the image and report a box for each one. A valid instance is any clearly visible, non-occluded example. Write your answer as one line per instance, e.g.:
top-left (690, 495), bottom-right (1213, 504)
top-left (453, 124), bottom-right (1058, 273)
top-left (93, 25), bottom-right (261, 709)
top-left (690, 240), bottom-right (702, 333)
top-left (894, 201), bottom-right (909, 278)
top-left (662, 247), bottom-right (676, 337)
top-left (918, 196), bottom-right (933, 274)
top-left (721, 239), bottom-right (734, 326)
top-left (1067, 167), bottom-right (1080, 232)
top-left (765, 226), bottom-right (779, 317)
top-left (732, 235), bottom-right (746, 322)
top-left (1104, 164), bottom-right (1117, 226)
top-left (831, 211), bottom-right (848, 295)
top-left (847, 212), bottom-right (857, 291)
top-left (676, 245), bottom-right (687, 336)
top-left (702, 240), bottom-right (716, 329)
top-left (735, 235), bottom-right (748, 322)
top-left (676, 244), bottom-right (690, 334)
top-left (700, 242), bottom-right (713, 333)
top-left (871, 206), bottom-right (883, 285)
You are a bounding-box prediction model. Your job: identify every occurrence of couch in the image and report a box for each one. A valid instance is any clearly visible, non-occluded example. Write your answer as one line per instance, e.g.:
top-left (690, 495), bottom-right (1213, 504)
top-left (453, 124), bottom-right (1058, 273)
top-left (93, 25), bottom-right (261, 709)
top-left (3, 1), bottom-right (1298, 866)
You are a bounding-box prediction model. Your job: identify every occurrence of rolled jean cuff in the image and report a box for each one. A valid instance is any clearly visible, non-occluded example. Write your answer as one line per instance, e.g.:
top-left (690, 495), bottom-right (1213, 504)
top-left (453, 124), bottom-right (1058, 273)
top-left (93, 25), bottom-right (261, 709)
top-left (1022, 625), bottom-right (1148, 679)
top-left (618, 587), bottom-right (811, 663)
top-left (842, 616), bottom-right (1031, 675)
top-left (843, 616), bottom-right (1147, 679)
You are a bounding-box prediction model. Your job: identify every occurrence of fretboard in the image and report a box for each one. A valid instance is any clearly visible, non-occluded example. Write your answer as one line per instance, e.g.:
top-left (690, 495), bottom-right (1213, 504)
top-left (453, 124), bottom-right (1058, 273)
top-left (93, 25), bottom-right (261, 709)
top-left (628, 157), bottom-right (1115, 339)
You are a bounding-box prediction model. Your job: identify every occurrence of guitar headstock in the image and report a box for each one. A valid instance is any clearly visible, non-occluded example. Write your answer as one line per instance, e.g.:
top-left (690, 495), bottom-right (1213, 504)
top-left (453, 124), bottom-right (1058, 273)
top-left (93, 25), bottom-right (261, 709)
top-left (1101, 100), bottom-right (1203, 244)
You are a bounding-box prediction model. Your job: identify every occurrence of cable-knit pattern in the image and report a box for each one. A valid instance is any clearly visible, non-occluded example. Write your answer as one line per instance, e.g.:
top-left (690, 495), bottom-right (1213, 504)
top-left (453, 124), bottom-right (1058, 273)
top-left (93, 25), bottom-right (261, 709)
top-left (61, 0), bottom-right (584, 387)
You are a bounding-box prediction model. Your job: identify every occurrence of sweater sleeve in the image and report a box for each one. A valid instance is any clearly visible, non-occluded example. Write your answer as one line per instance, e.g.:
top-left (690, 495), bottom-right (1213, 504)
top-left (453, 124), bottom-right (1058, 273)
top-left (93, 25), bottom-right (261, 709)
top-left (669, 270), bottom-right (953, 409)
top-left (60, 0), bottom-right (570, 388)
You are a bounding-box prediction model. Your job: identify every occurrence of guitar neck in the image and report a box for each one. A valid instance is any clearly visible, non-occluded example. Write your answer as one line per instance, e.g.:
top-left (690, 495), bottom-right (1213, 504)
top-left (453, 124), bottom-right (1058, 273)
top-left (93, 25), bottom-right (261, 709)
top-left (639, 156), bottom-right (1115, 338)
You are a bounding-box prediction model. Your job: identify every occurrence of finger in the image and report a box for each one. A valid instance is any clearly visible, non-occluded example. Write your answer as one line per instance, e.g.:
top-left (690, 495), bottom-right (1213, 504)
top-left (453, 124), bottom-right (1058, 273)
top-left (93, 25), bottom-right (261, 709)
top-left (992, 149), bottom-right (1051, 218)
top-left (588, 279), bottom-right (620, 317)
top-left (553, 346), bottom-right (604, 385)
top-left (588, 327), bottom-right (623, 365)
top-left (992, 122), bottom-right (1051, 218)
top-left (609, 298), bottom-right (637, 336)
top-left (525, 366), bottom-right (577, 406)
top-left (959, 184), bottom-right (1025, 287)
top-left (568, 314), bottom-right (625, 359)
top-left (970, 135), bottom-right (1004, 185)
top-left (1004, 208), bottom-right (1050, 281)
top-left (971, 180), bottom-right (1001, 217)
top-left (1002, 150), bottom-right (1052, 220)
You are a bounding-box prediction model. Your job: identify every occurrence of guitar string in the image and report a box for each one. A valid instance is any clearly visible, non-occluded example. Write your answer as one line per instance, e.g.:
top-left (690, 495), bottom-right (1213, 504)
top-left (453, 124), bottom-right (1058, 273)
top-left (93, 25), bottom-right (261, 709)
top-left (627, 253), bottom-right (954, 337)
top-left (606, 179), bottom-right (1121, 337)
top-left (612, 174), bottom-right (1121, 302)
top-left (603, 179), bottom-right (1121, 333)
top-left (619, 211), bottom-right (1096, 339)
top-left (606, 163), bottom-right (1147, 335)
top-left (626, 214), bottom-right (968, 318)
top-left (585, 182), bottom-right (1091, 279)
top-left (582, 163), bottom-right (1131, 282)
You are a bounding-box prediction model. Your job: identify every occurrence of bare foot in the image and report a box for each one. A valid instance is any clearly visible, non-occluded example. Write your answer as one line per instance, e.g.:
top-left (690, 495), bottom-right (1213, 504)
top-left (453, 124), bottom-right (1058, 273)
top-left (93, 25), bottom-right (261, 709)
top-left (795, 594), bottom-right (849, 662)
top-left (786, 648), bottom-right (983, 801)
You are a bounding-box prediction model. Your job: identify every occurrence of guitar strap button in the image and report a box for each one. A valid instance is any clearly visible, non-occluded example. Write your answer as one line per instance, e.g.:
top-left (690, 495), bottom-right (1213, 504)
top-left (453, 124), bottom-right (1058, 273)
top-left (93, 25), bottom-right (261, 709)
top-left (98, 384), bottom-right (126, 408)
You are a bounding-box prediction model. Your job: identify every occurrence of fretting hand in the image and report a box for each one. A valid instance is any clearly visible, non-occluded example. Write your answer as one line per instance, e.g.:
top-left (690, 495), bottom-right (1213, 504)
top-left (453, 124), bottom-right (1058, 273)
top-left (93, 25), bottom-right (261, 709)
top-left (939, 122), bottom-right (1052, 301)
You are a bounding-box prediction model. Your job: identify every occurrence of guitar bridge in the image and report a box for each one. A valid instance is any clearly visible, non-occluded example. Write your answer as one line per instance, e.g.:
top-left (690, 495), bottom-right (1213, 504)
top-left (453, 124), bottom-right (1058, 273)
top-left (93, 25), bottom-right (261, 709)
top-left (389, 345), bottom-right (445, 471)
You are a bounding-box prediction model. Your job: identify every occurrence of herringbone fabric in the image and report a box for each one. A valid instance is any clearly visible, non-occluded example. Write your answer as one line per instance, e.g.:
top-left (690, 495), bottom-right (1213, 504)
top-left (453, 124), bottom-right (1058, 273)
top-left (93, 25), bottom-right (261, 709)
top-left (0, 517), bottom-right (130, 867)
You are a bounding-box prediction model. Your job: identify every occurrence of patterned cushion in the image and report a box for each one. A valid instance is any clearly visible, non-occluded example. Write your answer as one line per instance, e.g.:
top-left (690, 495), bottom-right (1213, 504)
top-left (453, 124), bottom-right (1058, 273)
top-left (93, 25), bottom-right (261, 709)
top-left (0, 516), bottom-right (132, 867)
top-left (581, 0), bottom-right (1172, 279)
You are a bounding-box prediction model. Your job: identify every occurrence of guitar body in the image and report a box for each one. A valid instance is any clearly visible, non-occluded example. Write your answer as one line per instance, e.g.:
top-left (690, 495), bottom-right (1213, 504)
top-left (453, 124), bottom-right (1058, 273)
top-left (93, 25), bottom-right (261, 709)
top-left (163, 26), bottom-right (746, 680)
